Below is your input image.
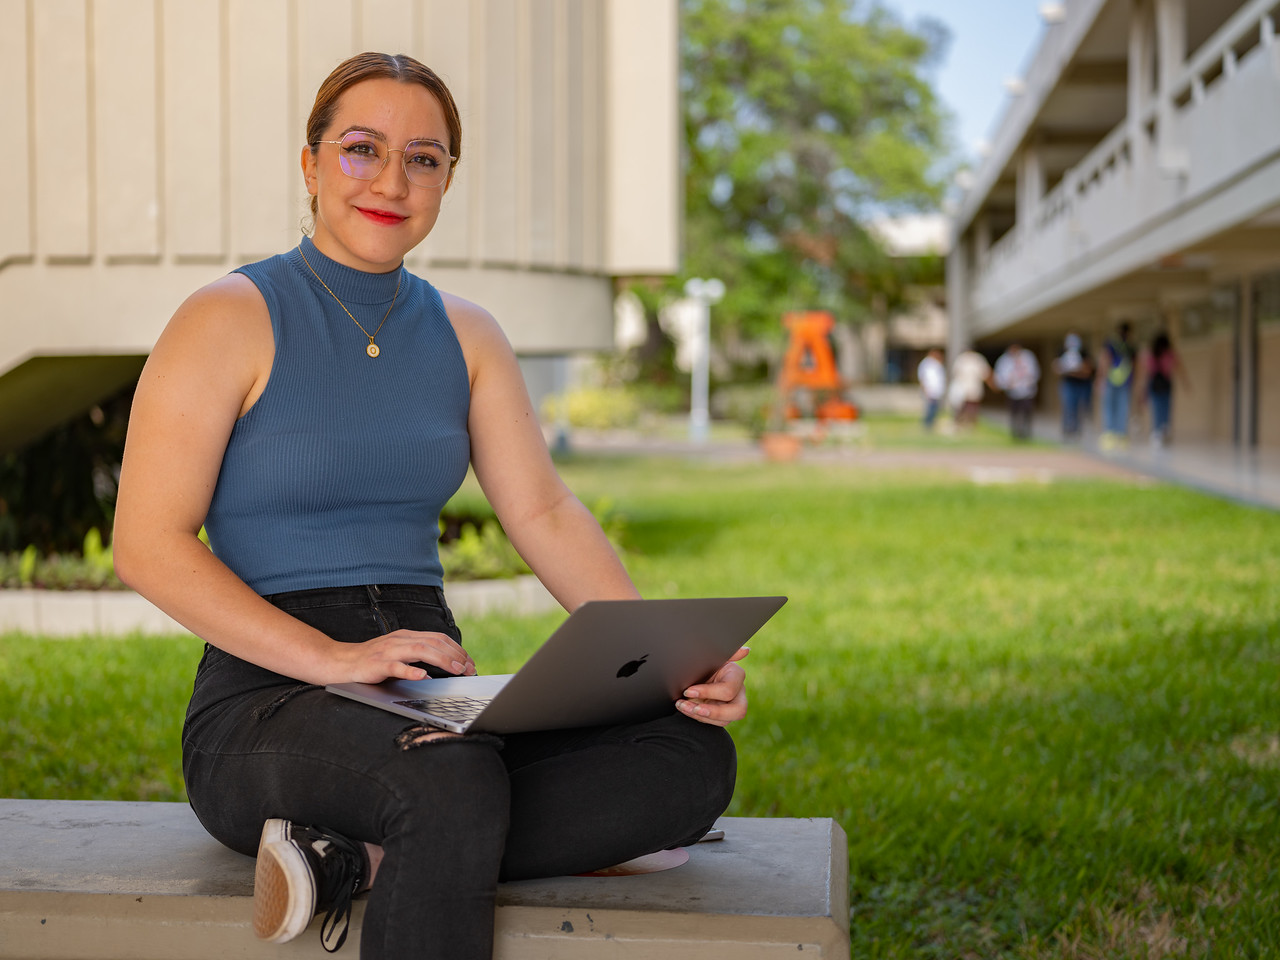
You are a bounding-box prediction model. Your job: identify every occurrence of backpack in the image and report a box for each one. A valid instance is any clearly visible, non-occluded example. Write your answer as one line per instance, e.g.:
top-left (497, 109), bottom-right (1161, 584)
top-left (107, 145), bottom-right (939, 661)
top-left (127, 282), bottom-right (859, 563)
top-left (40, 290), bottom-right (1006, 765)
top-left (1106, 338), bottom-right (1133, 386)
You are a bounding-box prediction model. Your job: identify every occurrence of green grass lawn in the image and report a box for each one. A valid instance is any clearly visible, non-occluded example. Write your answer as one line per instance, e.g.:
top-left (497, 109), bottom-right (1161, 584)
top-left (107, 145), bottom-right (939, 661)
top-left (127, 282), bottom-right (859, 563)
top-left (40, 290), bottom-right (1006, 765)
top-left (3, 445), bottom-right (1278, 958)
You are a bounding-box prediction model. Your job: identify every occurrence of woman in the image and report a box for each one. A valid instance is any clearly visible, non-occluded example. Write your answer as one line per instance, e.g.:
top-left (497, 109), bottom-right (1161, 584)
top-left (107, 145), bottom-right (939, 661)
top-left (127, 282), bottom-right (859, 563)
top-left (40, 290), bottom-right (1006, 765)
top-left (1142, 331), bottom-right (1188, 446)
top-left (113, 52), bottom-right (747, 959)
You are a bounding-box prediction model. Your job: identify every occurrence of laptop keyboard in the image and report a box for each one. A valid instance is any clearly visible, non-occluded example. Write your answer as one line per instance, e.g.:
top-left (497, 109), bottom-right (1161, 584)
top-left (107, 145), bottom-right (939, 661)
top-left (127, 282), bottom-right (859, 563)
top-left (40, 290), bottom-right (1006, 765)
top-left (393, 696), bottom-right (491, 723)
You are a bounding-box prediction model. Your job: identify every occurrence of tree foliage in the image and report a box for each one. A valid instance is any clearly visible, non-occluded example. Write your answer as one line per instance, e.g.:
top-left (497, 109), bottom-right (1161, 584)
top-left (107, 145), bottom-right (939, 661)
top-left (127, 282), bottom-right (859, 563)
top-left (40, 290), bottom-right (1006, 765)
top-left (676, 0), bottom-right (952, 340)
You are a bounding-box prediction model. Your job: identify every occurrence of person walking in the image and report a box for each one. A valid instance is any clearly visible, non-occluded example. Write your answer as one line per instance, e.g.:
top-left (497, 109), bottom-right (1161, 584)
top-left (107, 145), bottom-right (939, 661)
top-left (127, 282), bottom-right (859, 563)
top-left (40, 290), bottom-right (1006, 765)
top-left (993, 342), bottom-right (1041, 441)
top-left (1141, 331), bottom-right (1189, 447)
top-left (947, 348), bottom-right (993, 428)
top-left (1098, 322), bottom-right (1137, 449)
top-left (113, 52), bottom-right (748, 960)
top-left (917, 348), bottom-right (947, 430)
top-left (1052, 332), bottom-right (1094, 440)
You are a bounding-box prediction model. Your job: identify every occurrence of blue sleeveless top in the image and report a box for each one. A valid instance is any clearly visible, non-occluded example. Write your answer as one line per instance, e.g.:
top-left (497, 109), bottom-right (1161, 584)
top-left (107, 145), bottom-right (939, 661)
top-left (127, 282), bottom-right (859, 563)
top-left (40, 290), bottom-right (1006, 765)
top-left (204, 236), bottom-right (471, 595)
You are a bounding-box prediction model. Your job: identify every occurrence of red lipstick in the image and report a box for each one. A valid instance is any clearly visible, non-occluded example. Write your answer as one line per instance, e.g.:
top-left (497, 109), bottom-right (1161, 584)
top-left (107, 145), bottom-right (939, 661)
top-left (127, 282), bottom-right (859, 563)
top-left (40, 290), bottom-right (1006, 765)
top-left (357, 207), bottom-right (407, 226)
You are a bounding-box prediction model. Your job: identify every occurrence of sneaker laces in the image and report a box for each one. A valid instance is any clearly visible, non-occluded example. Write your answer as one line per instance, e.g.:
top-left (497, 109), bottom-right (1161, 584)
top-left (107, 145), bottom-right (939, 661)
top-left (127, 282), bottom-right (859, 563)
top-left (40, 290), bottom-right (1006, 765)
top-left (295, 826), bottom-right (367, 953)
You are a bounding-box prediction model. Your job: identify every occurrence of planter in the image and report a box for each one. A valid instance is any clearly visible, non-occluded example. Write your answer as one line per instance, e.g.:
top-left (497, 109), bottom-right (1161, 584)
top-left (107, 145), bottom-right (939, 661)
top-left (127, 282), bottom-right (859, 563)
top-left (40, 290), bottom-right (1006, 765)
top-left (759, 432), bottom-right (802, 461)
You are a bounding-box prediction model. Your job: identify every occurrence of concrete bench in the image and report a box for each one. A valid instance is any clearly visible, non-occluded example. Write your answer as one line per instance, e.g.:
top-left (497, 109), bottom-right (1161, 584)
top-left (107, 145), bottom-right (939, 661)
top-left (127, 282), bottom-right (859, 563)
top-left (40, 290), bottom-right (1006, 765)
top-left (0, 799), bottom-right (849, 958)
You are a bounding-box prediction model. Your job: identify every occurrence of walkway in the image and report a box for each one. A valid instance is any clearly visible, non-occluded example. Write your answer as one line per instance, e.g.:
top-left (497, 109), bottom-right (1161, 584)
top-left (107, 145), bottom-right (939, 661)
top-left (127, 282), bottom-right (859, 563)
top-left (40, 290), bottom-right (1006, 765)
top-left (562, 419), bottom-right (1280, 512)
top-left (1023, 414), bottom-right (1280, 512)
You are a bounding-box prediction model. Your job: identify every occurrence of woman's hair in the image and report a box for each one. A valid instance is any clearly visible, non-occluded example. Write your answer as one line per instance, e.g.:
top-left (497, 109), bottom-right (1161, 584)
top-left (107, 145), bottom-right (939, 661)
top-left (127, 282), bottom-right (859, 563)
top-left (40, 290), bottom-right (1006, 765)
top-left (1152, 332), bottom-right (1171, 356)
top-left (304, 52), bottom-right (462, 218)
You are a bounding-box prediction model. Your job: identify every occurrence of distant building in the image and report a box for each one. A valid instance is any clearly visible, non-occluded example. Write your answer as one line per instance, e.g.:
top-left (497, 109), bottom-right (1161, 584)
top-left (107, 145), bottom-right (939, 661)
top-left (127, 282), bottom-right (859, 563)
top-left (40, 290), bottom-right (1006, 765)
top-left (868, 214), bottom-right (949, 385)
top-left (0, 0), bottom-right (678, 453)
top-left (948, 0), bottom-right (1280, 448)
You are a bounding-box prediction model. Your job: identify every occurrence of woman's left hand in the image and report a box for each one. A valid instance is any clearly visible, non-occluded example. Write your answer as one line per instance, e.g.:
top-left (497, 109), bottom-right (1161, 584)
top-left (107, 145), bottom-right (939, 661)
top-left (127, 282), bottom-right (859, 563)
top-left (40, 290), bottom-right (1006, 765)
top-left (676, 646), bottom-right (750, 727)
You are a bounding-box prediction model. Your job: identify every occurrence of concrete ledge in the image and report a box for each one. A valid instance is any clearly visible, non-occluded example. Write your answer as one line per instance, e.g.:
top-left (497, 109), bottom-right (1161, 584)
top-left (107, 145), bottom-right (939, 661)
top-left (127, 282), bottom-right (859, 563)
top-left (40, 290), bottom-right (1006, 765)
top-left (0, 799), bottom-right (849, 958)
top-left (0, 577), bottom-right (560, 637)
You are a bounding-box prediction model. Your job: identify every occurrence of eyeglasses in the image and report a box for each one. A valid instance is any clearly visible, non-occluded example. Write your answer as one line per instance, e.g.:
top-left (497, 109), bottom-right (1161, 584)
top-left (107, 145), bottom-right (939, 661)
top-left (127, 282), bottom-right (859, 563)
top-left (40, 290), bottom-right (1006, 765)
top-left (312, 131), bottom-right (456, 188)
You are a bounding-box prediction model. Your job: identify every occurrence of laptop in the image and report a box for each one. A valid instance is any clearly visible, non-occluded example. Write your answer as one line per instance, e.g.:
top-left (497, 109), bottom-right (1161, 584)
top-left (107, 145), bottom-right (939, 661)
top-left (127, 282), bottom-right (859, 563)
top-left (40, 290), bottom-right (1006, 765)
top-left (325, 596), bottom-right (786, 734)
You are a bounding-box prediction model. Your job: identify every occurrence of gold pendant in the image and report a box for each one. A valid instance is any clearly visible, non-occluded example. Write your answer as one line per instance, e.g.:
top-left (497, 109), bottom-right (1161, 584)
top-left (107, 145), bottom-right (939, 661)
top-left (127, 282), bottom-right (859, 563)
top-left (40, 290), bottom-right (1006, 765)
top-left (366, 342), bottom-right (380, 358)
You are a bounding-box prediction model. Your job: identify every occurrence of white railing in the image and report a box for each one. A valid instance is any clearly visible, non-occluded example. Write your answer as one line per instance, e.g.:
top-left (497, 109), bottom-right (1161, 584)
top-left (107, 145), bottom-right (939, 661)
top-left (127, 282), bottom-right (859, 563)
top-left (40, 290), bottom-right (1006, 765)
top-left (1173, 0), bottom-right (1279, 107)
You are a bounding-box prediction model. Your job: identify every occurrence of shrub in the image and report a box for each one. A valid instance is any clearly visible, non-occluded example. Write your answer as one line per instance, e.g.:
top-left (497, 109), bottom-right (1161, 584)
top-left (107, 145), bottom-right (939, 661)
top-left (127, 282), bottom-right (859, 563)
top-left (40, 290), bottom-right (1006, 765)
top-left (0, 501), bottom-right (626, 588)
top-left (541, 387), bottom-right (642, 430)
top-left (0, 528), bottom-right (122, 590)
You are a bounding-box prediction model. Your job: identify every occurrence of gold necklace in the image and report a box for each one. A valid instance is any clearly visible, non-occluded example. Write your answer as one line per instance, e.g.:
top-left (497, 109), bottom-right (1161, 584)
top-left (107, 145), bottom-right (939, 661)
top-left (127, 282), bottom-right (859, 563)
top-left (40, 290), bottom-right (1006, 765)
top-left (299, 246), bottom-right (403, 358)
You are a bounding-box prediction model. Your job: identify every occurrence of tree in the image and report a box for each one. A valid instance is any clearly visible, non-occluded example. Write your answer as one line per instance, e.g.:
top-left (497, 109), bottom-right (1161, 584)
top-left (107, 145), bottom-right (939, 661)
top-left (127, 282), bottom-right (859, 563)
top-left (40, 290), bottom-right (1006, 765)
top-left (676, 0), bottom-right (952, 348)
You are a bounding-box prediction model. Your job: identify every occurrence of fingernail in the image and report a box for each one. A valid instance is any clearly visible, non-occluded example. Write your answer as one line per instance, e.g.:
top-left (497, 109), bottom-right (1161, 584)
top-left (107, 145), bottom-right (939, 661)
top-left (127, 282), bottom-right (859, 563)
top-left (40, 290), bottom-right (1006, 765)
top-left (451, 660), bottom-right (464, 673)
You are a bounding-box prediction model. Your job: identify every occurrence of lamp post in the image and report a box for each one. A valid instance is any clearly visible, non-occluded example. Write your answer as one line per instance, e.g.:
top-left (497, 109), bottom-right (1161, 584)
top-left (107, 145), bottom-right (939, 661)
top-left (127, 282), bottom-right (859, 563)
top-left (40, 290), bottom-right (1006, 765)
top-left (683, 278), bottom-right (724, 445)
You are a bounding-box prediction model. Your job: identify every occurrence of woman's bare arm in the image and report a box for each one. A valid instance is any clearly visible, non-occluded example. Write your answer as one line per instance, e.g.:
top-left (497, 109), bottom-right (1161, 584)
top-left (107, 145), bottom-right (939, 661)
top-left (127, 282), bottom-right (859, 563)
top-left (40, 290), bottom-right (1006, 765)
top-left (444, 293), bottom-right (747, 725)
top-left (445, 293), bottom-right (639, 611)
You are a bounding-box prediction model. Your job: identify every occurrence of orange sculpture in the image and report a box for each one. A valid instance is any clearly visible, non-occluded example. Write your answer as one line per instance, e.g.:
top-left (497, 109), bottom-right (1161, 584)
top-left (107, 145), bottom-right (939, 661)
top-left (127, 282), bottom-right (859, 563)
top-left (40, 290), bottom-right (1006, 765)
top-left (778, 311), bottom-right (858, 421)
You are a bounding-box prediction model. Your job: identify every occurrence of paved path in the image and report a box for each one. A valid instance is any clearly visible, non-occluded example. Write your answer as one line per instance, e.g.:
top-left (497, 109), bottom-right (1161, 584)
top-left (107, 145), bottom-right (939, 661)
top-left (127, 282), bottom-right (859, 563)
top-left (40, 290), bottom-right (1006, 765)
top-left (563, 424), bottom-right (1280, 510)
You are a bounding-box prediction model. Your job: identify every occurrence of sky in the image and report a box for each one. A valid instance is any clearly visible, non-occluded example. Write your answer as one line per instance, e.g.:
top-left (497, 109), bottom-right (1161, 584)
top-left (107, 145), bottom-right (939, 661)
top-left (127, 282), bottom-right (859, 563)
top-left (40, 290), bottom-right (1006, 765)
top-left (884, 0), bottom-right (1049, 165)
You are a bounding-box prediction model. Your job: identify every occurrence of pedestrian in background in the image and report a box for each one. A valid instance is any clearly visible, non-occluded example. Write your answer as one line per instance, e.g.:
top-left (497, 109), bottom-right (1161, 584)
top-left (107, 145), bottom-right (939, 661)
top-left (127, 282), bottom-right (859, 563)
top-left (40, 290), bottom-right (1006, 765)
top-left (1053, 332), bottom-right (1093, 440)
top-left (1099, 321), bottom-right (1137, 449)
top-left (993, 342), bottom-right (1041, 441)
top-left (917, 348), bottom-right (946, 431)
top-left (1140, 331), bottom-right (1189, 447)
top-left (948, 348), bottom-right (993, 429)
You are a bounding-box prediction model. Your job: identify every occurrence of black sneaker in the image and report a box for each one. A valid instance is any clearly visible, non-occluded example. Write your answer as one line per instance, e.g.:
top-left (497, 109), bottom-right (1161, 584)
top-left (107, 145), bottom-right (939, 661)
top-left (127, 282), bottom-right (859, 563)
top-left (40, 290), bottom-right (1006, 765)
top-left (253, 818), bottom-right (368, 952)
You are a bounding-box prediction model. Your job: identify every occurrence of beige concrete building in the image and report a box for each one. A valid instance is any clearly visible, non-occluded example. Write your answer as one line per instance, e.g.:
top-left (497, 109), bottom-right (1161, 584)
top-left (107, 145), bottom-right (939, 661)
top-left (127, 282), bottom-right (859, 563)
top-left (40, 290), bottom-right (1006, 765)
top-left (947, 0), bottom-right (1280, 449)
top-left (0, 0), bottom-right (679, 453)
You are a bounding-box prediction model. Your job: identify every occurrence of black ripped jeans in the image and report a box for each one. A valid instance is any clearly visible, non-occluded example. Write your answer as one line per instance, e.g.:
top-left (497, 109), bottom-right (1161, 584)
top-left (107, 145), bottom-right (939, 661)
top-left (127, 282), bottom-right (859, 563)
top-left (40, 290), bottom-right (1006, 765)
top-left (181, 584), bottom-right (737, 960)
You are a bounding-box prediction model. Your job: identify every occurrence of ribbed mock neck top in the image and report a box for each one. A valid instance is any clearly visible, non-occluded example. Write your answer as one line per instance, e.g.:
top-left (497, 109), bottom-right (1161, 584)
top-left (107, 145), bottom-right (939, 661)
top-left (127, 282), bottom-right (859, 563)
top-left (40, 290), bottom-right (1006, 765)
top-left (203, 236), bottom-right (471, 595)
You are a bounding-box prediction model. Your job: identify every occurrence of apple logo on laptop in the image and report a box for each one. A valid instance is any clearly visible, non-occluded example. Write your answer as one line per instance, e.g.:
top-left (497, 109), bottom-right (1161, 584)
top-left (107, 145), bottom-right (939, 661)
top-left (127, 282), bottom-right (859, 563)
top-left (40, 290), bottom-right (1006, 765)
top-left (616, 654), bottom-right (649, 678)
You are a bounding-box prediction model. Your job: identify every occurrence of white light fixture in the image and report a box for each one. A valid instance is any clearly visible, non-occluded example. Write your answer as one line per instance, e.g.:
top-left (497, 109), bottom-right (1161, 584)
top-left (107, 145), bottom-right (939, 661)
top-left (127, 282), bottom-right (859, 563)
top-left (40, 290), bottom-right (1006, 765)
top-left (1003, 76), bottom-right (1027, 97)
top-left (1039, 2), bottom-right (1066, 24)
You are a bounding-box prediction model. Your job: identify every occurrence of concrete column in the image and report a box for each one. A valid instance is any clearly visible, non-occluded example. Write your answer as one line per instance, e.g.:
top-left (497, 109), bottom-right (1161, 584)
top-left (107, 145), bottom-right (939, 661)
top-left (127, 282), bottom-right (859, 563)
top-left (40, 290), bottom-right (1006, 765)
top-left (1017, 144), bottom-right (1045, 230)
top-left (1240, 275), bottom-right (1257, 448)
top-left (1155, 0), bottom-right (1189, 175)
top-left (946, 232), bottom-right (971, 361)
top-left (1128, 0), bottom-right (1155, 163)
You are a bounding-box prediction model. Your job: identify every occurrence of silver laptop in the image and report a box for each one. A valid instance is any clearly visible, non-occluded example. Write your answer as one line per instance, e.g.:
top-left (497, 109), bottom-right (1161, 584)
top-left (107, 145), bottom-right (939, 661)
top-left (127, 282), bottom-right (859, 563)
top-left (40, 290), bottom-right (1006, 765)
top-left (325, 596), bottom-right (786, 734)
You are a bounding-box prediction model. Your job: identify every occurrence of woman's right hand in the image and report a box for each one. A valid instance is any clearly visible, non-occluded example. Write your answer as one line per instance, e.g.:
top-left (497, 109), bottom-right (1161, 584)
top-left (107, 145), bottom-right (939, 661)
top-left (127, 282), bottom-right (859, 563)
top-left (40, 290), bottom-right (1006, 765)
top-left (330, 629), bottom-right (477, 684)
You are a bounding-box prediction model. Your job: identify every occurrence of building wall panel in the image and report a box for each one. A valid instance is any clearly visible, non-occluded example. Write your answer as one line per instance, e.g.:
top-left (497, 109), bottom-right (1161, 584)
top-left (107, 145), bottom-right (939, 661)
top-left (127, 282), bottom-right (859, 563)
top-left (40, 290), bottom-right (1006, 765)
top-left (1258, 325), bottom-right (1280, 448)
top-left (297, 0), bottom-right (357, 145)
top-left (603, 0), bottom-right (679, 274)
top-left (33, 0), bottom-right (92, 259)
top-left (576, 0), bottom-right (602, 272)
top-left (163, 0), bottom-right (224, 259)
top-left (95, 0), bottom-right (160, 260)
top-left (564, 0), bottom-right (587, 269)
top-left (527, 0), bottom-right (561, 268)
top-left (478, 0), bottom-right (520, 266)
top-left (415, 0), bottom-right (472, 266)
top-left (0, 0), bottom-right (31, 265)
top-left (227, 0), bottom-right (295, 261)
top-left (1178, 331), bottom-right (1235, 444)
top-left (361, 0), bottom-right (416, 57)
